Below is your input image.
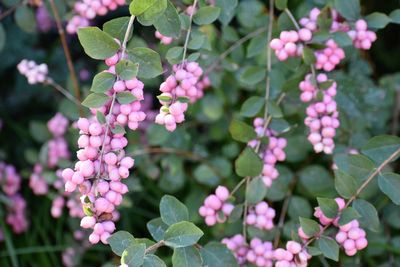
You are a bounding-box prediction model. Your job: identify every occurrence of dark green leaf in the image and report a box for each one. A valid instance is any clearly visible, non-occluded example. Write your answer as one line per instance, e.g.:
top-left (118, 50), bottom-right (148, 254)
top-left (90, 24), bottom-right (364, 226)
top-left (154, 0), bottom-right (181, 38)
top-left (378, 172), bottom-right (400, 205)
top-left (159, 195), bottom-right (189, 225)
top-left (90, 72), bottom-right (115, 93)
top-left (365, 12), bottom-right (392, 29)
top-left (302, 47), bottom-right (316, 64)
top-left (240, 96), bottom-right (264, 117)
top-left (334, 169), bottom-right (357, 199)
top-left (361, 135), bottom-right (400, 165)
top-left (333, 0), bottom-right (360, 21)
top-left (200, 242), bottom-right (239, 267)
top-left (229, 120), bottom-right (256, 143)
top-left (96, 111), bottom-right (106, 124)
top-left (121, 243), bottom-right (146, 267)
top-left (299, 217), bottom-right (320, 237)
top-left (339, 207), bottom-right (361, 226)
top-left (103, 17), bottom-right (132, 41)
top-left (164, 221), bottom-right (203, 248)
top-left (116, 92), bottom-right (136, 104)
top-left (353, 199), bottom-right (380, 232)
top-left (215, 0), bottom-right (237, 25)
top-left (15, 6), bottom-right (36, 33)
top-left (82, 93), bottom-right (109, 108)
top-left (166, 46), bottom-right (184, 64)
top-left (77, 27), bottom-right (120, 60)
top-left (235, 147), bottom-right (263, 177)
top-left (147, 218), bottom-right (168, 242)
top-left (317, 198), bottom-right (339, 219)
top-left (389, 9), bottom-right (400, 24)
top-left (317, 236), bottom-right (339, 261)
top-left (172, 246), bottom-right (202, 267)
top-left (108, 231), bottom-right (135, 256)
top-left (143, 255), bottom-right (166, 267)
top-left (246, 177), bottom-right (267, 204)
top-left (275, 0), bottom-right (287, 11)
top-left (127, 47), bottom-right (163, 79)
top-left (116, 60), bottom-right (139, 80)
top-left (193, 6), bottom-right (221, 25)
top-left (239, 66), bottom-right (266, 85)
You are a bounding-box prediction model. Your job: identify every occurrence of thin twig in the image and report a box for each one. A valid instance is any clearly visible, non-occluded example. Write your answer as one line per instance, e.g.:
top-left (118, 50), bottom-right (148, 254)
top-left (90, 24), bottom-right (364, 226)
top-left (204, 27), bottom-right (267, 76)
top-left (0, 0), bottom-right (25, 21)
top-left (44, 79), bottom-right (82, 106)
top-left (96, 15), bottom-right (135, 178)
top-left (242, 0), bottom-right (275, 242)
top-left (273, 176), bottom-right (298, 248)
top-left (145, 240), bottom-right (165, 254)
top-left (180, 0), bottom-right (198, 66)
top-left (47, 0), bottom-right (82, 115)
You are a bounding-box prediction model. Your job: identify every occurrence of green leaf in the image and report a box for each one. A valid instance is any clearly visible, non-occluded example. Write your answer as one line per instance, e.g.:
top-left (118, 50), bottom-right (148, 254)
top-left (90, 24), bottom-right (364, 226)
top-left (338, 207), bottom-right (361, 226)
top-left (215, 0), bottom-right (238, 25)
top-left (302, 47), bottom-right (316, 64)
top-left (240, 96), bottom-right (264, 117)
top-left (332, 31), bottom-right (353, 47)
top-left (353, 199), bottom-right (380, 232)
top-left (96, 111), bottom-right (106, 124)
top-left (147, 218), bottom-right (168, 242)
top-left (164, 221), bottom-right (204, 248)
top-left (333, 0), bottom-right (360, 21)
top-left (365, 12), bottom-right (392, 29)
top-left (239, 66), bottom-right (265, 85)
top-left (108, 231), bottom-right (135, 256)
top-left (307, 246), bottom-right (322, 256)
top-left (246, 177), bottom-right (267, 204)
top-left (228, 204), bottom-right (243, 223)
top-left (317, 198), bottom-right (339, 219)
top-left (299, 165), bottom-right (335, 197)
top-left (129, 0), bottom-right (164, 16)
top-left (112, 124), bottom-right (126, 134)
top-left (166, 46), bottom-right (184, 65)
top-left (317, 236), bottom-right (339, 261)
top-left (200, 242), bottom-right (239, 267)
top-left (389, 9), bottom-right (400, 24)
top-left (15, 6), bottom-right (36, 33)
top-left (235, 147), bottom-right (263, 177)
top-left (334, 169), bottom-right (357, 199)
top-left (103, 17), bottom-right (133, 42)
top-left (160, 195), bottom-right (189, 225)
top-left (229, 120), bottom-right (256, 143)
top-left (143, 254), bottom-right (166, 267)
top-left (121, 243), bottom-right (146, 267)
top-left (90, 72), bottom-right (115, 93)
top-left (193, 6), bottom-right (221, 25)
top-left (299, 217), bottom-right (320, 237)
top-left (77, 27), bottom-right (120, 60)
top-left (116, 92), bottom-right (136, 104)
top-left (247, 35), bottom-right (267, 58)
top-left (127, 47), bottom-right (163, 79)
top-left (116, 60), bottom-right (139, 80)
top-left (194, 164), bottom-right (219, 186)
top-left (81, 93), bottom-right (109, 108)
top-left (275, 0), bottom-right (287, 11)
top-left (378, 172), bottom-right (400, 205)
top-left (268, 101), bottom-right (283, 118)
top-left (154, 0), bottom-right (181, 38)
top-left (137, 0), bottom-right (168, 26)
top-left (361, 135), bottom-right (400, 165)
top-left (288, 196), bottom-right (312, 219)
top-left (172, 246), bottom-right (202, 267)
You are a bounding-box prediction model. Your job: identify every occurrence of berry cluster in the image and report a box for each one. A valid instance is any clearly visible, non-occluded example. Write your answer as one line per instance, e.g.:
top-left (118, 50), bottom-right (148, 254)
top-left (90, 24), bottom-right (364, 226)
top-left (300, 8), bottom-right (349, 33)
top-left (335, 220), bottom-right (368, 256)
top-left (47, 113), bottom-right (70, 167)
top-left (29, 164), bottom-right (49, 195)
top-left (61, 42), bottom-right (144, 244)
top-left (199, 186), bottom-right (234, 226)
top-left (274, 241), bottom-right (311, 267)
top-left (99, 50), bottom-right (146, 131)
top-left (348, 20), bottom-right (377, 50)
top-left (269, 29), bottom-right (312, 61)
top-left (0, 162), bottom-right (28, 236)
top-left (299, 74), bottom-right (339, 154)
top-left (299, 197), bottom-right (368, 257)
top-left (245, 201), bottom-right (275, 231)
top-left (155, 31), bottom-right (174, 45)
top-left (66, 0), bottom-right (125, 34)
top-left (248, 118), bottom-right (287, 187)
top-left (155, 61), bottom-right (208, 131)
top-left (246, 238), bottom-right (274, 267)
top-left (314, 39), bottom-right (345, 72)
top-left (17, 59), bottom-right (48, 84)
top-left (221, 234), bottom-right (248, 266)
top-left (222, 235), bottom-right (311, 267)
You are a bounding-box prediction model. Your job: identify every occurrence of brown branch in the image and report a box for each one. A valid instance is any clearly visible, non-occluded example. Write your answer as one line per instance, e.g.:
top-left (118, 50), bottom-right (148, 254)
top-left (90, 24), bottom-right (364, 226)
top-left (47, 0), bottom-right (82, 116)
